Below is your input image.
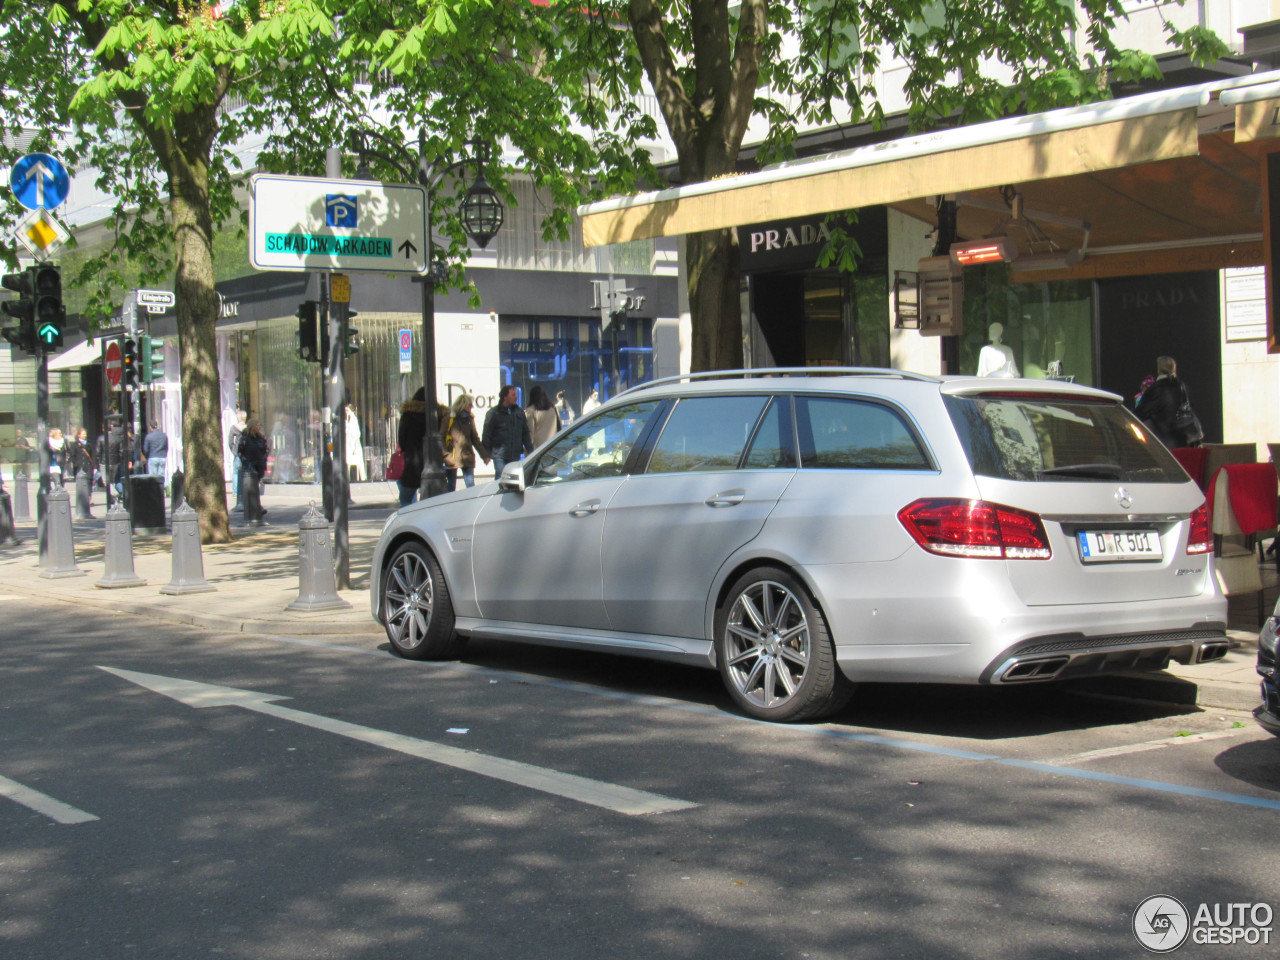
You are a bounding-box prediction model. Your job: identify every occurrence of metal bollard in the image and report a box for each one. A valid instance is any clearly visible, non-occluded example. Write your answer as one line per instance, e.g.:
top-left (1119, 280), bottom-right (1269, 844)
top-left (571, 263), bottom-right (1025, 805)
top-left (242, 469), bottom-right (266, 525)
top-left (13, 469), bottom-right (30, 520)
top-left (159, 500), bottom-right (215, 595)
top-left (96, 502), bottom-right (146, 589)
top-left (286, 503), bottom-right (352, 611)
top-left (39, 486), bottom-right (86, 579)
top-left (0, 491), bottom-right (20, 546)
top-left (170, 470), bottom-right (184, 518)
top-left (75, 471), bottom-right (93, 519)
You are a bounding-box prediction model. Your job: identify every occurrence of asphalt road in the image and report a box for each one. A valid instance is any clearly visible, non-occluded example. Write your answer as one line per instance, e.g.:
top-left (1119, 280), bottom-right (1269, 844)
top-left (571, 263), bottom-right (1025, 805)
top-left (1, 597), bottom-right (1277, 960)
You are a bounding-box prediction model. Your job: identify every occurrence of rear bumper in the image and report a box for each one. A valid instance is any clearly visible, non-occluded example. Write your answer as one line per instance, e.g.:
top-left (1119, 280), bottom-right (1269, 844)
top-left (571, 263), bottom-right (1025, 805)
top-left (807, 558), bottom-right (1227, 684)
top-left (982, 627), bottom-right (1228, 684)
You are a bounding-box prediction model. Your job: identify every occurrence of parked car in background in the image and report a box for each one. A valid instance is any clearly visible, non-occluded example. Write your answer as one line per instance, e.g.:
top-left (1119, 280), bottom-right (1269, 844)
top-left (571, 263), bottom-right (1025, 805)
top-left (1257, 603), bottom-right (1280, 737)
top-left (371, 369), bottom-right (1229, 723)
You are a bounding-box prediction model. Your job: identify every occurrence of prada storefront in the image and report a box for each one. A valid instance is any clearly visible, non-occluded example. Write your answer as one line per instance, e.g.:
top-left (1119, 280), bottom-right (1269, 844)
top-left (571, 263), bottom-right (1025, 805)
top-left (740, 208), bottom-right (890, 369)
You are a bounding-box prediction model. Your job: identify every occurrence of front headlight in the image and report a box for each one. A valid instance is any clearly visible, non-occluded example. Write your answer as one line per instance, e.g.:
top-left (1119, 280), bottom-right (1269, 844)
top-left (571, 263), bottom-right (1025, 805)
top-left (381, 512), bottom-right (397, 535)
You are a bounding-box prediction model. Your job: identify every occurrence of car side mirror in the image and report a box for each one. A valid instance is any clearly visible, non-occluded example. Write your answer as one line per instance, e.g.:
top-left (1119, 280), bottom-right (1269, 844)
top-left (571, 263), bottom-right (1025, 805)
top-left (498, 462), bottom-right (526, 493)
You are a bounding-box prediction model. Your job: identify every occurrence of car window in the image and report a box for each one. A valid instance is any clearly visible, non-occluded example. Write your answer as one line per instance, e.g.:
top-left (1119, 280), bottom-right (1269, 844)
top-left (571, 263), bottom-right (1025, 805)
top-left (742, 397), bottom-right (796, 469)
top-left (530, 400), bottom-right (661, 486)
top-left (647, 395), bottom-right (770, 474)
top-left (796, 396), bottom-right (931, 470)
top-left (944, 394), bottom-right (1187, 483)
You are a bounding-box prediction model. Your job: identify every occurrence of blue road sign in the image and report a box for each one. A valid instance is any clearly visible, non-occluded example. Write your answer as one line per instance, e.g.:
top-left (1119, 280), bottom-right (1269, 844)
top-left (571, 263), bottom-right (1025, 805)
top-left (10, 153), bottom-right (70, 210)
top-left (326, 194), bottom-right (358, 228)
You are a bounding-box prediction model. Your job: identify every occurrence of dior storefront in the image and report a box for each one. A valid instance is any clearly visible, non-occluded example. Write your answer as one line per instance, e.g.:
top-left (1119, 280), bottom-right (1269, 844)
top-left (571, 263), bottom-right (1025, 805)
top-left (211, 260), bottom-right (681, 483)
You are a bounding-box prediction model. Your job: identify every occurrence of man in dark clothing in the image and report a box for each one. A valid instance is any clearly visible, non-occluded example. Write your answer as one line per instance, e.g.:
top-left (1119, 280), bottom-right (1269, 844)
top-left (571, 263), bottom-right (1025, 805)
top-left (482, 384), bottom-right (534, 477)
top-left (1135, 355), bottom-right (1196, 449)
top-left (102, 424), bottom-right (131, 497)
top-left (397, 388), bottom-right (427, 507)
top-left (143, 421), bottom-right (169, 478)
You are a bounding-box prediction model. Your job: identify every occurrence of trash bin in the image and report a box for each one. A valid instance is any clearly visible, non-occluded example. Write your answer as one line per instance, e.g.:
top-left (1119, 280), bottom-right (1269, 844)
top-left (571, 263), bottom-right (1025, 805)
top-left (128, 475), bottom-right (167, 535)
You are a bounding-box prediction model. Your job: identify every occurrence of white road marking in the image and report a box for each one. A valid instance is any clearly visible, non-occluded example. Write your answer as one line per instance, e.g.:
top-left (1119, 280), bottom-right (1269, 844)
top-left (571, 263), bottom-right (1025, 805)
top-left (98, 666), bottom-right (696, 816)
top-left (0, 774), bottom-right (99, 824)
top-left (1051, 728), bottom-right (1254, 765)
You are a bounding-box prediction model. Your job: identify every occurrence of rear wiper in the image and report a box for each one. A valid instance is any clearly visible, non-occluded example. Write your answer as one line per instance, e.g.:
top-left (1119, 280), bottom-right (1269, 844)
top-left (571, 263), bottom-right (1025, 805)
top-left (1038, 463), bottom-right (1123, 480)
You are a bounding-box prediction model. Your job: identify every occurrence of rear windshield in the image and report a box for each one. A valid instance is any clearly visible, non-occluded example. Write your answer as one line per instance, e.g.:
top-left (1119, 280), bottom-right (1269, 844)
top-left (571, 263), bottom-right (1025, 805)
top-left (943, 394), bottom-right (1188, 483)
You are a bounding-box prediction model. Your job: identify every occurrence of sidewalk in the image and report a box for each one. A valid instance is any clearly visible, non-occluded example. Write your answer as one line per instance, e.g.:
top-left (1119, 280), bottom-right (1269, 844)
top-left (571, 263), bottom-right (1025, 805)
top-left (0, 477), bottom-right (1268, 714)
top-left (0, 479), bottom-right (400, 640)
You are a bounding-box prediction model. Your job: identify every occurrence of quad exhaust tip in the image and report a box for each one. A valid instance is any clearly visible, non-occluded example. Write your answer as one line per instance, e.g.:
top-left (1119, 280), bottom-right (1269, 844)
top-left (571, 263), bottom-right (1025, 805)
top-left (1197, 641), bottom-right (1229, 663)
top-left (999, 656), bottom-right (1070, 682)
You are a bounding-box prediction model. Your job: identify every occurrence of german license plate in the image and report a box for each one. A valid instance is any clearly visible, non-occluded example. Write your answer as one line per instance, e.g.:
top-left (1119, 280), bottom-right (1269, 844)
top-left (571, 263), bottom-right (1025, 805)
top-left (1076, 529), bottom-right (1162, 563)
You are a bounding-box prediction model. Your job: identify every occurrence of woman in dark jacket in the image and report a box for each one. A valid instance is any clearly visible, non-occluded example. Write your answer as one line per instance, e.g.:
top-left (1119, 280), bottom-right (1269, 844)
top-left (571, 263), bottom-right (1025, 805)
top-left (1135, 356), bottom-right (1195, 449)
top-left (238, 419), bottom-right (269, 482)
top-left (397, 388), bottom-right (427, 507)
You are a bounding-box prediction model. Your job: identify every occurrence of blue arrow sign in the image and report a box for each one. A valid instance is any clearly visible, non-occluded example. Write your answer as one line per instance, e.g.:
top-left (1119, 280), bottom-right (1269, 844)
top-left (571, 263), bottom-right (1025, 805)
top-left (10, 153), bottom-right (70, 210)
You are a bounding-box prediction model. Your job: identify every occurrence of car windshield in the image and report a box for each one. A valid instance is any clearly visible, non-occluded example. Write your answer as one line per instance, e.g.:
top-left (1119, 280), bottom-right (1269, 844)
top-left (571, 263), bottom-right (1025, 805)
top-left (943, 393), bottom-right (1188, 483)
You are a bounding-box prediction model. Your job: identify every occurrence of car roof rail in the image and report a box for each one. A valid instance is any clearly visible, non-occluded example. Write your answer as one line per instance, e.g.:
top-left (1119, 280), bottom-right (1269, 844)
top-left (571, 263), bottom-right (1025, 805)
top-left (614, 366), bottom-right (941, 399)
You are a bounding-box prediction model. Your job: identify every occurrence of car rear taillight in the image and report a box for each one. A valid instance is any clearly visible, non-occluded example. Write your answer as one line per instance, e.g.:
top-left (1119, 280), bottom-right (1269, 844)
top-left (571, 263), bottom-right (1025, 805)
top-left (1186, 501), bottom-right (1211, 555)
top-left (898, 498), bottom-right (1052, 560)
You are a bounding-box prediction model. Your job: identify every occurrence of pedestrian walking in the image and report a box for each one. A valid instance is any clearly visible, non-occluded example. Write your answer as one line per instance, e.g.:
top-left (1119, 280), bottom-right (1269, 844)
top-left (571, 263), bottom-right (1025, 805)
top-left (345, 405), bottom-right (367, 482)
top-left (444, 393), bottom-right (489, 491)
top-left (524, 385), bottom-right (561, 449)
top-left (396, 388), bottom-right (427, 507)
top-left (481, 384), bottom-right (533, 477)
top-left (68, 428), bottom-right (97, 518)
top-left (229, 409), bottom-right (247, 510)
top-left (143, 420), bottom-right (169, 478)
top-left (238, 418), bottom-right (269, 518)
top-left (1135, 356), bottom-right (1202, 448)
top-left (47, 428), bottom-right (67, 487)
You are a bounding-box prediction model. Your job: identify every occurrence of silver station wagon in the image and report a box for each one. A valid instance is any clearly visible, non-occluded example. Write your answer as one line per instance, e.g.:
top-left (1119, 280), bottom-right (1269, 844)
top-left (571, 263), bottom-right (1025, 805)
top-left (371, 369), bottom-right (1229, 722)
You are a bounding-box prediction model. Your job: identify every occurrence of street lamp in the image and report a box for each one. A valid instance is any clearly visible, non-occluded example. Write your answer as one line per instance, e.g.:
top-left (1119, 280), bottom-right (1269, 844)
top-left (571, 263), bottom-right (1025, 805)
top-left (350, 129), bottom-right (505, 499)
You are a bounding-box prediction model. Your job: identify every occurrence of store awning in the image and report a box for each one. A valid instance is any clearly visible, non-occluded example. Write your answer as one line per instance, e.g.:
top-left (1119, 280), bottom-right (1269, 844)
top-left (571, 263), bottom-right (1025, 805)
top-left (47, 338), bottom-right (102, 371)
top-left (578, 70), bottom-right (1280, 277)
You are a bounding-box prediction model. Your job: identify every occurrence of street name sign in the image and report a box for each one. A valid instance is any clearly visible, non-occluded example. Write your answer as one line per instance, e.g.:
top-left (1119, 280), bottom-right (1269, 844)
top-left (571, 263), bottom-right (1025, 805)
top-left (10, 153), bottom-right (70, 210)
top-left (136, 289), bottom-right (175, 314)
top-left (248, 174), bottom-right (429, 275)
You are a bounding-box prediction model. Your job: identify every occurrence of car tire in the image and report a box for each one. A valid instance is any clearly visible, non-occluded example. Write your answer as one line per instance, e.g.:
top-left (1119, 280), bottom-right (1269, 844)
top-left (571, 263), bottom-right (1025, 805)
top-left (715, 566), bottom-right (853, 723)
top-left (382, 541), bottom-right (460, 660)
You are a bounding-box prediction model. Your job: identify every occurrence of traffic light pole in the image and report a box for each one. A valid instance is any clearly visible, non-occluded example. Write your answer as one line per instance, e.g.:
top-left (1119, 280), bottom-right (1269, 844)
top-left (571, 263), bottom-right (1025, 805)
top-left (35, 346), bottom-right (50, 565)
top-left (323, 275), bottom-right (350, 589)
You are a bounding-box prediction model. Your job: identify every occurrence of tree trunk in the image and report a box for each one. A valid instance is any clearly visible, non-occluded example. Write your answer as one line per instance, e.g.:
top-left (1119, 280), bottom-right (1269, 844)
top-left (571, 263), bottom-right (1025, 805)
top-left (168, 118), bottom-right (232, 544)
top-left (686, 228), bottom-right (743, 372)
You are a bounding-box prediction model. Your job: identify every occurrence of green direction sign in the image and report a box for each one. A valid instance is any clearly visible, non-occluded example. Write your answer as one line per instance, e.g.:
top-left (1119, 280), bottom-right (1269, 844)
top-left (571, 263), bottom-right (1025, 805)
top-left (248, 174), bottom-right (428, 275)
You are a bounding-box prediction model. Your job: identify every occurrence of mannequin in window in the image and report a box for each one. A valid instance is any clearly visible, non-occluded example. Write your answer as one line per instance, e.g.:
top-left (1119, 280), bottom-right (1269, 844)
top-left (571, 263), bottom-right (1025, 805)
top-left (977, 322), bottom-right (1020, 378)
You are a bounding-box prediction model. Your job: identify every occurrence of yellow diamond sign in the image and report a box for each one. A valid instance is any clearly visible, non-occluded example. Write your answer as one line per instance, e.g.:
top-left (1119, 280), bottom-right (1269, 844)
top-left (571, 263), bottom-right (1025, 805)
top-left (13, 206), bottom-right (70, 258)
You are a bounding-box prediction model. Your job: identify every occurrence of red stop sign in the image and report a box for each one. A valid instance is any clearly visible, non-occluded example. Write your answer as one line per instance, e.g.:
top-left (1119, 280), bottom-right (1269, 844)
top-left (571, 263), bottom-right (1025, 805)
top-left (105, 340), bottom-right (122, 387)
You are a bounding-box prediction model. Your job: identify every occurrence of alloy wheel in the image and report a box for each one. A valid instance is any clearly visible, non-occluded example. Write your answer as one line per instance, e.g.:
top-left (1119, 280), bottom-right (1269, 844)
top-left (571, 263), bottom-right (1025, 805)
top-left (385, 549), bottom-right (434, 649)
top-left (722, 579), bottom-right (811, 710)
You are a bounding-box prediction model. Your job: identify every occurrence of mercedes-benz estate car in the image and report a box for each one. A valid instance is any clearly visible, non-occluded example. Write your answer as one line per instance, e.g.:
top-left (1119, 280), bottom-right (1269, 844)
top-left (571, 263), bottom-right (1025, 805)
top-left (371, 368), bottom-right (1229, 722)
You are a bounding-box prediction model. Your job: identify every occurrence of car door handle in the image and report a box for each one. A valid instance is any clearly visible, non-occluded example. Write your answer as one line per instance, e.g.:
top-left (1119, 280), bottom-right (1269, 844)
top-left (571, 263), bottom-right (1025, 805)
top-left (569, 500), bottom-right (602, 517)
top-left (705, 491), bottom-right (745, 507)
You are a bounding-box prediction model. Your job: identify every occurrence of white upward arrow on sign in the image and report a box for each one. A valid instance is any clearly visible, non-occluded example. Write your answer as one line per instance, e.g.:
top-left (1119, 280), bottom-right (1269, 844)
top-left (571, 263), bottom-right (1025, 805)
top-left (97, 666), bottom-right (696, 816)
top-left (24, 160), bottom-right (56, 208)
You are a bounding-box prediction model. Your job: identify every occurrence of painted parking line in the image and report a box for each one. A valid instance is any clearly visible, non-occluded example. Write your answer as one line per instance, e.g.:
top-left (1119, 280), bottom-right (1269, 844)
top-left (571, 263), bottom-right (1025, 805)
top-left (266, 635), bottom-right (1280, 812)
top-left (0, 773), bottom-right (99, 824)
top-left (101, 666), bottom-right (696, 816)
top-left (1051, 728), bottom-right (1254, 765)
